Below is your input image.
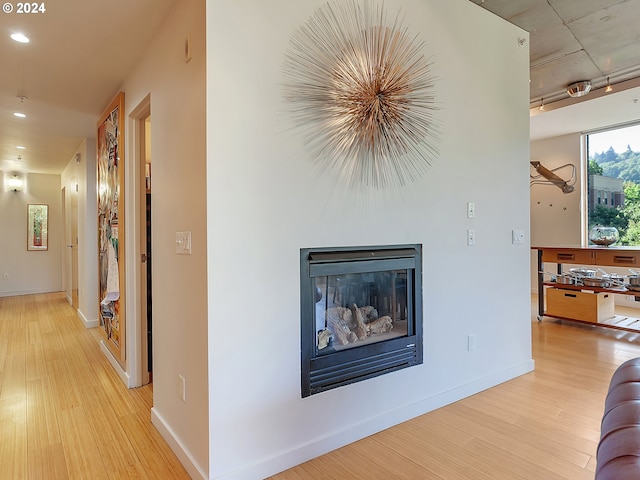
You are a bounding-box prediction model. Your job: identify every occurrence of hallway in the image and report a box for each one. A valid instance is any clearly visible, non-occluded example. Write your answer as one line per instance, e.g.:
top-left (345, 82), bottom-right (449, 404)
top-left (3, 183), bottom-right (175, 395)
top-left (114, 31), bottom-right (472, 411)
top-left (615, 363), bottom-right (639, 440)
top-left (0, 293), bottom-right (190, 479)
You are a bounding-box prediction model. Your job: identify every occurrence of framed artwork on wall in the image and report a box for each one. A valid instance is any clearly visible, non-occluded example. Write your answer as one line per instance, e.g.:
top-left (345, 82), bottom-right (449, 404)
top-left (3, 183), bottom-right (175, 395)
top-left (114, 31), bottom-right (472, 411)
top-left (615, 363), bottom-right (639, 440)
top-left (27, 204), bottom-right (48, 251)
top-left (97, 92), bottom-right (126, 365)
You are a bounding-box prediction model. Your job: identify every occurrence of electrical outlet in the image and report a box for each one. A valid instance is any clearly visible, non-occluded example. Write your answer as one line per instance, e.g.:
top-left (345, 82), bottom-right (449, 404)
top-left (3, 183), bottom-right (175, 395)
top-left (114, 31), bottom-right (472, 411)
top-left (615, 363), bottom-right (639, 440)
top-left (178, 375), bottom-right (186, 402)
top-left (467, 229), bottom-right (475, 246)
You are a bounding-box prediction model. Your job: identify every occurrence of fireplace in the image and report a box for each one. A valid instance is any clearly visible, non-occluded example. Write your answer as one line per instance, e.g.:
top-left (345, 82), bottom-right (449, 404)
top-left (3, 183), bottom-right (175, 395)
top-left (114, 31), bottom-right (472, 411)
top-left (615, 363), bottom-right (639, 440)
top-left (300, 244), bottom-right (423, 397)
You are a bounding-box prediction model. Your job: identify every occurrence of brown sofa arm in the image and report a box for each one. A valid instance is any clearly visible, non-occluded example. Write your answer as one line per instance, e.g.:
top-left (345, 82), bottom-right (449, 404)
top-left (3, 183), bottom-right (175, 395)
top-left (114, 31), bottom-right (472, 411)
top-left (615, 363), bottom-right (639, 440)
top-left (597, 358), bottom-right (640, 479)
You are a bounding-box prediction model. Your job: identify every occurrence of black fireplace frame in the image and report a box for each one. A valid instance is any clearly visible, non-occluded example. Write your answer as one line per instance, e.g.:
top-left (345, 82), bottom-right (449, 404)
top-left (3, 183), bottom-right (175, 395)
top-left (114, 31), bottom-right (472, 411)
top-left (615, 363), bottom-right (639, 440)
top-left (300, 244), bottom-right (423, 397)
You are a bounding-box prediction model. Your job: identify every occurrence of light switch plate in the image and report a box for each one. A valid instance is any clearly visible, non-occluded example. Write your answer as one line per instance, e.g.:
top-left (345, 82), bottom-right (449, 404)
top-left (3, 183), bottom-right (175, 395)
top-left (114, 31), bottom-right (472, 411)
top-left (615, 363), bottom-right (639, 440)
top-left (512, 229), bottom-right (525, 244)
top-left (467, 202), bottom-right (475, 218)
top-left (176, 231), bottom-right (192, 254)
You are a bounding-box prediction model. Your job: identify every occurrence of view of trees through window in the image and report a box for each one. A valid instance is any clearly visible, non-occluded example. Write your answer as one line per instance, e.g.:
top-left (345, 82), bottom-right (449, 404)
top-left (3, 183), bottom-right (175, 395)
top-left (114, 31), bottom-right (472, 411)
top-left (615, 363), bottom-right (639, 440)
top-left (588, 124), bottom-right (640, 245)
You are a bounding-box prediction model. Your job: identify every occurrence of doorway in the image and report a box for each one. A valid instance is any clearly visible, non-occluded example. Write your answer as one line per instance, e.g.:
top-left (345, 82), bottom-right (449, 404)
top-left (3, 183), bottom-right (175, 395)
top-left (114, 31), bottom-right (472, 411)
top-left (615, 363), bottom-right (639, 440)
top-left (139, 107), bottom-right (153, 385)
top-left (62, 183), bottom-right (79, 310)
top-left (70, 177), bottom-right (79, 309)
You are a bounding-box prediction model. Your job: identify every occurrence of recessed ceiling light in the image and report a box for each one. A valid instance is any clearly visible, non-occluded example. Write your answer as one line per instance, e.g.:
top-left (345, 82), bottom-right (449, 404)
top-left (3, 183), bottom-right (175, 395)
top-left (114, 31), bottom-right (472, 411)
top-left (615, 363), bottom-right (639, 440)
top-left (10, 33), bottom-right (30, 43)
top-left (16, 145), bottom-right (26, 150)
top-left (13, 112), bottom-right (26, 118)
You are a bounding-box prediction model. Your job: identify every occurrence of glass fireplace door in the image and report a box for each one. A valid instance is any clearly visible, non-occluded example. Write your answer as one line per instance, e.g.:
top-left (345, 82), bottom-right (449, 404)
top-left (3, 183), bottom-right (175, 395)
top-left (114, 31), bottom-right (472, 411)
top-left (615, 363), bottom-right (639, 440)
top-left (313, 269), bottom-right (410, 354)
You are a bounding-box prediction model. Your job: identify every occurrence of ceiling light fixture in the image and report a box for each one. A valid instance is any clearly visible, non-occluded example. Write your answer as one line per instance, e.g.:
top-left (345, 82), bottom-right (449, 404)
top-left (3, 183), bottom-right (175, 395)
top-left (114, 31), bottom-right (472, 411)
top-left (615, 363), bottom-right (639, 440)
top-left (10, 33), bottom-right (29, 43)
top-left (605, 77), bottom-right (613, 93)
top-left (13, 112), bottom-right (26, 118)
top-left (16, 145), bottom-right (25, 150)
top-left (567, 80), bottom-right (592, 98)
top-left (538, 98), bottom-right (545, 111)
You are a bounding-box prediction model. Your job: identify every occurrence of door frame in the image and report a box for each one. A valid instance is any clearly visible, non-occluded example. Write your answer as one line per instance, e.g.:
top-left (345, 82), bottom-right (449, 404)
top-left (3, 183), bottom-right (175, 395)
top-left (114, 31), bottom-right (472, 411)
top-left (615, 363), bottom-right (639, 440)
top-left (61, 177), bottom-right (79, 309)
top-left (128, 94), bottom-right (153, 387)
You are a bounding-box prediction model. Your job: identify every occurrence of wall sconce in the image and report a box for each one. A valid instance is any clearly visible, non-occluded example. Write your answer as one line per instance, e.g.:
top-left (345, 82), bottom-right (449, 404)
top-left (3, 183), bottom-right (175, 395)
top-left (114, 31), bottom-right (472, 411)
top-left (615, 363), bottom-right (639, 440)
top-left (530, 161), bottom-right (575, 194)
top-left (4, 172), bottom-right (25, 192)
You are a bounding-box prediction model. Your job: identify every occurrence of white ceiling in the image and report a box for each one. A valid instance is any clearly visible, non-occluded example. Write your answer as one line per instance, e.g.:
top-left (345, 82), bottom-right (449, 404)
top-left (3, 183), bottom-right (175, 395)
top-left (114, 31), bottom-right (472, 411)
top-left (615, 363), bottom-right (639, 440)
top-left (0, 0), bottom-right (176, 175)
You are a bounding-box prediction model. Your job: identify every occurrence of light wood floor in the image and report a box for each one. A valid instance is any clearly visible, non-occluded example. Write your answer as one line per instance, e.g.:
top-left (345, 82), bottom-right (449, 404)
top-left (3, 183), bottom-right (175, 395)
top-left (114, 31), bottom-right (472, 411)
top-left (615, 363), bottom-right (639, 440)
top-left (270, 301), bottom-right (640, 480)
top-left (4, 293), bottom-right (640, 479)
top-left (0, 293), bottom-right (190, 479)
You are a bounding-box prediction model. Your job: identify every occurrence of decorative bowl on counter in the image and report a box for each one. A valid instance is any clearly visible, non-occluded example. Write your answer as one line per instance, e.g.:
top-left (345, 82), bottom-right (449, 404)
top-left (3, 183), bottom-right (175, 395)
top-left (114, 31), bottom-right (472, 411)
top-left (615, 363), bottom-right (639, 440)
top-left (589, 226), bottom-right (620, 246)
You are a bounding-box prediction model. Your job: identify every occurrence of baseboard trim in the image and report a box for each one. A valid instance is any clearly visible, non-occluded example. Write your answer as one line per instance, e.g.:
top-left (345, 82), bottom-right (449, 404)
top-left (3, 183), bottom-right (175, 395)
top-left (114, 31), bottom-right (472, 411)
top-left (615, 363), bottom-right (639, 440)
top-left (99, 340), bottom-right (134, 388)
top-left (0, 288), bottom-right (62, 298)
top-left (77, 309), bottom-right (99, 328)
top-left (213, 359), bottom-right (535, 479)
top-left (151, 407), bottom-right (208, 480)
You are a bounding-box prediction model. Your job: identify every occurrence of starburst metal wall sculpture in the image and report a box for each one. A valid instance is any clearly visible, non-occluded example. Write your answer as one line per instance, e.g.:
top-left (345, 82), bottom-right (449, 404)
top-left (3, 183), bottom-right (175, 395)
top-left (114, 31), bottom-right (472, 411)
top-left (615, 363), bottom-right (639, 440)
top-left (283, 0), bottom-right (440, 188)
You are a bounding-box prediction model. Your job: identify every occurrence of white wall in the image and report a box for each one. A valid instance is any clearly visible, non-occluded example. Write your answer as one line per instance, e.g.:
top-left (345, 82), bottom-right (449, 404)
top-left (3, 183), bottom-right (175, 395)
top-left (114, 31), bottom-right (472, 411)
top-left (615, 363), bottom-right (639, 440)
top-left (78, 139), bottom-right (98, 324)
top-left (0, 173), bottom-right (63, 296)
top-left (530, 133), bottom-right (583, 247)
top-left (530, 134), bottom-right (583, 290)
top-left (119, 0), bottom-right (208, 477)
top-left (207, 1), bottom-right (533, 478)
top-left (61, 140), bottom-right (98, 326)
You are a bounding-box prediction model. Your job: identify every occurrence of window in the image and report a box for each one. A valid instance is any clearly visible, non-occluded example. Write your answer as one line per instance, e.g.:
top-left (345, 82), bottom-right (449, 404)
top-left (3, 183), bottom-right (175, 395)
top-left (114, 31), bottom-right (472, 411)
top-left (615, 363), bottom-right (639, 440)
top-left (586, 124), bottom-right (640, 246)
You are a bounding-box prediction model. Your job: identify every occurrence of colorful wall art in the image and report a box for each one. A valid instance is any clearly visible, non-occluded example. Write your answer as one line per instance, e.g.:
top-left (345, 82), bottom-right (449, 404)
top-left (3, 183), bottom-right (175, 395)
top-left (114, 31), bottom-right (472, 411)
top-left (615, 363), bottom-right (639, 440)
top-left (27, 204), bottom-right (48, 251)
top-left (97, 92), bottom-right (126, 364)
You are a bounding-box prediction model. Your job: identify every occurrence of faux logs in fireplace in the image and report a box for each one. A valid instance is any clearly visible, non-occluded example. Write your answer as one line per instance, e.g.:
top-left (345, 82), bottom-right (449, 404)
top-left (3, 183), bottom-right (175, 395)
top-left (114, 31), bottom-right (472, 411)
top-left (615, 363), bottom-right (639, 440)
top-left (300, 244), bottom-right (423, 397)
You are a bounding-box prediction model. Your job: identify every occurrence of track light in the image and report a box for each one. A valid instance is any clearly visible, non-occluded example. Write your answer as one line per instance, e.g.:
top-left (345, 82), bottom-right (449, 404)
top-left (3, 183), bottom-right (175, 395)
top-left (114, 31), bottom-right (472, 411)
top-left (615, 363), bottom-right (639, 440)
top-left (605, 77), bottom-right (613, 93)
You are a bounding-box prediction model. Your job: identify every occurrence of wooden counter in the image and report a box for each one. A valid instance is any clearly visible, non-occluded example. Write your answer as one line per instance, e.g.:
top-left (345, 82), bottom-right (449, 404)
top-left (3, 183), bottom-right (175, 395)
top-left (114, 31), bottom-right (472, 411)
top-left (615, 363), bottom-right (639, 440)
top-left (533, 245), bottom-right (640, 268)
top-left (532, 245), bottom-right (640, 333)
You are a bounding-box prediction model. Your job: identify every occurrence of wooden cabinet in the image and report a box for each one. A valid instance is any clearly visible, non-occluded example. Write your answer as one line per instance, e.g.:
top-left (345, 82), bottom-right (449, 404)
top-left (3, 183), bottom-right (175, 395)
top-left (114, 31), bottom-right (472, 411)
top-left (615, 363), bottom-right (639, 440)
top-left (533, 245), bottom-right (640, 332)
top-left (594, 250), bottom-right (640, 268)
top-left (538, 246), bottom-right (640, 268)
top-left (541, 248), bottom-right (595, 265)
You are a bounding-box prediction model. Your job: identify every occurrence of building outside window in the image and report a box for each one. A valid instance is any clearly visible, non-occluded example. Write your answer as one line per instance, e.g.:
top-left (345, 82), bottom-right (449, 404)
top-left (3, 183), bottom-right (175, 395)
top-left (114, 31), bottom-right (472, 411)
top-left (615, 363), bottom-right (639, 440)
top-left (586, 124), bottom-right (640, 245)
